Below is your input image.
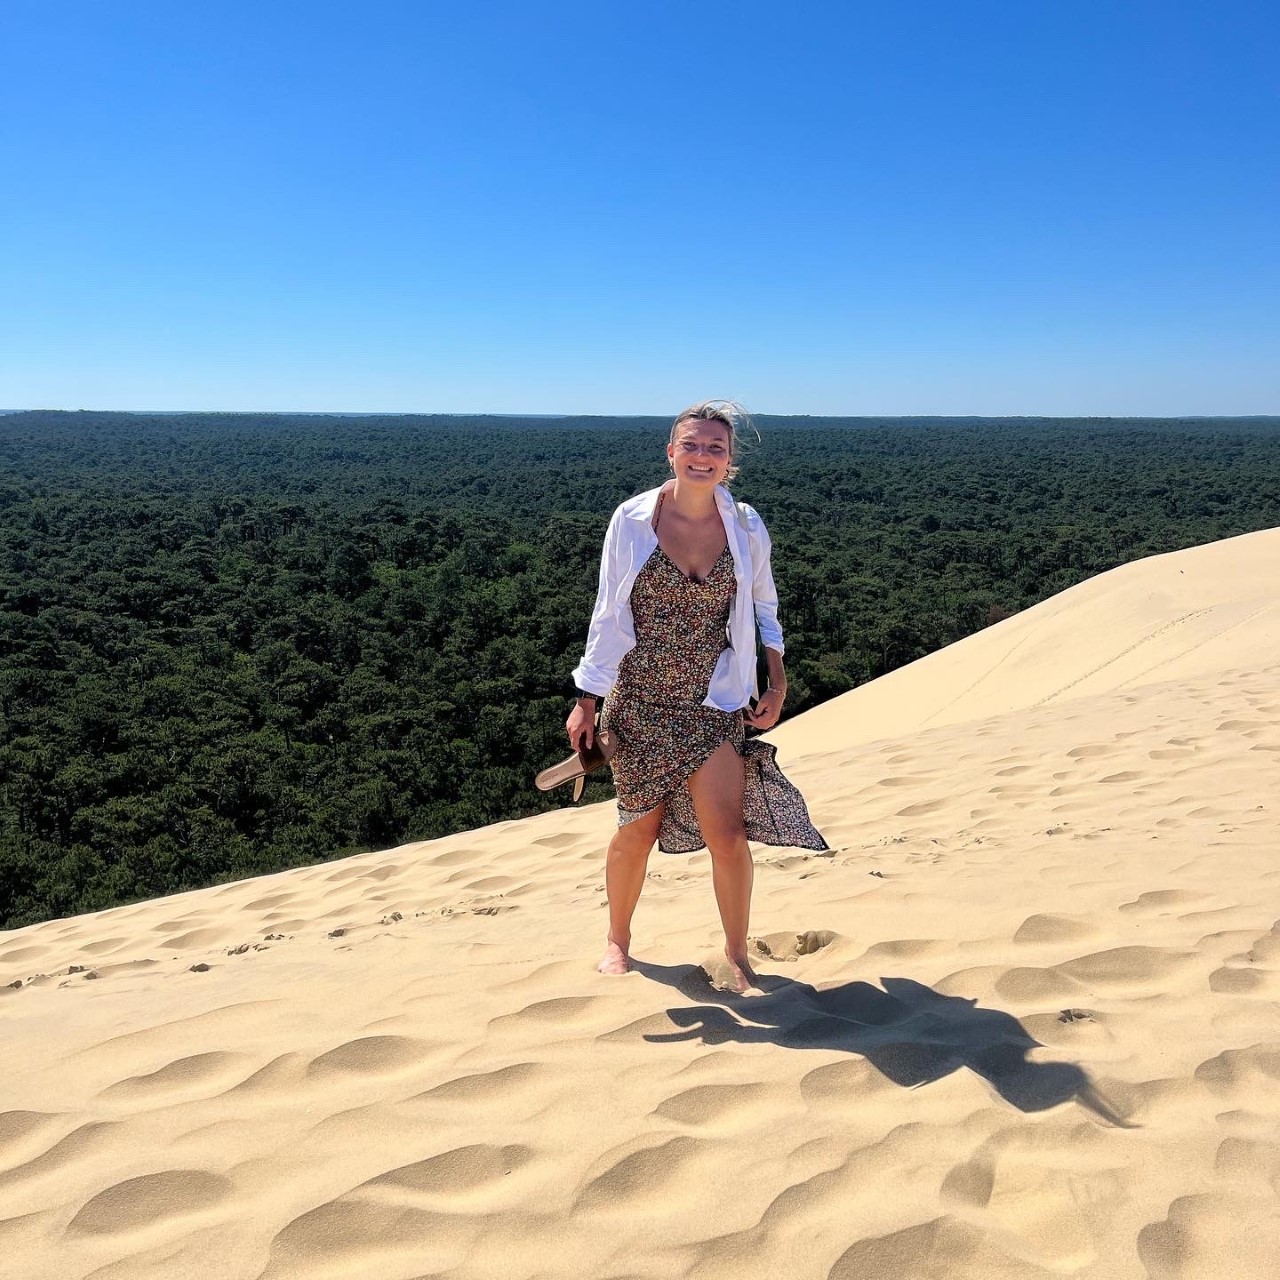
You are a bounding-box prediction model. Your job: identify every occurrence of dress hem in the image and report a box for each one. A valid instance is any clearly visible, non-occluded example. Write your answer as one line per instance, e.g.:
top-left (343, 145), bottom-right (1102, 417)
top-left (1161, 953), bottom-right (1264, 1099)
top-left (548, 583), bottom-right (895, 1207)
top-left (615, 737), bottom-right (829, 857)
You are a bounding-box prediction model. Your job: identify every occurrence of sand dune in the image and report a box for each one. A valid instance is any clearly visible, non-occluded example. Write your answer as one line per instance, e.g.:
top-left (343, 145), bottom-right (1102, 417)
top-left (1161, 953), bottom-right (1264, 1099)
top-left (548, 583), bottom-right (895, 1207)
top-left (771, 525), bottom-right (1280, 755)
top-left (2, 529), bottom-right (1278, 1279)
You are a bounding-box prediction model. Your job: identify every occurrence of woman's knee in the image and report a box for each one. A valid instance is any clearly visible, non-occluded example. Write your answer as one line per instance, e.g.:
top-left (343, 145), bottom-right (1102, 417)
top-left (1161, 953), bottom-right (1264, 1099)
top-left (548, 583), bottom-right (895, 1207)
top-left (703, 818), bottom-right (748, 858)
top-left (610, 813), bottom-right (661, 858)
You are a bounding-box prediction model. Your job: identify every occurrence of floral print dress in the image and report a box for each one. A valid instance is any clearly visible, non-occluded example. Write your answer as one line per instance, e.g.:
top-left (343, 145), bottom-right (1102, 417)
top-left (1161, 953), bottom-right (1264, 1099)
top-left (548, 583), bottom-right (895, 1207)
top-left (600, 538), bottom-right (828, 855)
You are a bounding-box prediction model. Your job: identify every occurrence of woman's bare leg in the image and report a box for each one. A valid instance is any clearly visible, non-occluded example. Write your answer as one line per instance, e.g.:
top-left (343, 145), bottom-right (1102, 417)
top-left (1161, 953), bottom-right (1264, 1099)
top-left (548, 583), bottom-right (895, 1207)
top-left (598, 803), bottom-right (665, 974)
top-left (687, 739), bottom-right (758, 992)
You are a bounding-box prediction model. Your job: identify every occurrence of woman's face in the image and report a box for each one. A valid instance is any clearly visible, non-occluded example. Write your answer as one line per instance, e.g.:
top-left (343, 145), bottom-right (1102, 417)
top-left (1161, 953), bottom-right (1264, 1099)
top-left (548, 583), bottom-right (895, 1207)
top-left (667, 418), bottom-right (732, 488)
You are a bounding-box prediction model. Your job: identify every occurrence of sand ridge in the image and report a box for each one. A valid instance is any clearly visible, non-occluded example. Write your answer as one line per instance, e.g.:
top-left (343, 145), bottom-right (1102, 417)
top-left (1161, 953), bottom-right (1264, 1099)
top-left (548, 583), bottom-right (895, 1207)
top-left (2, 529), bottom-right (1279, 1278)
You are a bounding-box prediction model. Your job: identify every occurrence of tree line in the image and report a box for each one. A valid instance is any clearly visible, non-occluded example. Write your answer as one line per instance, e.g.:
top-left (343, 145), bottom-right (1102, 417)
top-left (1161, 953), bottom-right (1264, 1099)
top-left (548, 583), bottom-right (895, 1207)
top-left (1, 410), bottom-right (1277, 927)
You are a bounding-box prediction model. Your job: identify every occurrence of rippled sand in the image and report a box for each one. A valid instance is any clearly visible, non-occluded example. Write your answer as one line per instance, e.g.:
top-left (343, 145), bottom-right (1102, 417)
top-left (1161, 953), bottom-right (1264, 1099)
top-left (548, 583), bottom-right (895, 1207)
top-left (3, 527), bottom-right (1278, 1279)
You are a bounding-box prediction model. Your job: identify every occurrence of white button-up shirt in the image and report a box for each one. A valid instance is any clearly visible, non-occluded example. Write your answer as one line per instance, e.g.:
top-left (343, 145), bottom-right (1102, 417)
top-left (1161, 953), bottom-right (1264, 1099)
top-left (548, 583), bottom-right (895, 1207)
top-left (572, 483), bottom-right (785, 711)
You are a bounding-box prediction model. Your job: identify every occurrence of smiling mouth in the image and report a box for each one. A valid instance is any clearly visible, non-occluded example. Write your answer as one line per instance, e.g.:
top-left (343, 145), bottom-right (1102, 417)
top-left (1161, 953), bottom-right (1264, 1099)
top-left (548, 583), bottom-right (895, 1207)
top-left (688, 465), bottom-right (714, 474)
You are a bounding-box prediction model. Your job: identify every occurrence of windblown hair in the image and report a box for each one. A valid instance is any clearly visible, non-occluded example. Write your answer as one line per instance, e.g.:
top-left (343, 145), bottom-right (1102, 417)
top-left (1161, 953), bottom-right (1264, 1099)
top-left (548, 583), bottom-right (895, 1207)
top-left (668, 399), bottom-right (758, 484)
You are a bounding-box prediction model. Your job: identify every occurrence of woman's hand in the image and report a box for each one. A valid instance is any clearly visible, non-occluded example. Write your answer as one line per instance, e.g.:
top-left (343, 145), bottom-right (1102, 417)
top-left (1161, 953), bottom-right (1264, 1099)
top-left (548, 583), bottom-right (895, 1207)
top-left (566, 697), bottom-right (596, 751)
top-left (745, 688), bottom-right (785, 732)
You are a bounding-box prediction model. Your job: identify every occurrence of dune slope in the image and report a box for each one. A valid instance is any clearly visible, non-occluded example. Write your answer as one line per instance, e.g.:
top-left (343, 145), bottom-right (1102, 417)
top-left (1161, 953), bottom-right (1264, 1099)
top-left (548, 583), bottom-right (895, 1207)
top-left (771, 524), bottom-right (1280, 755)
top-left (2, 528), bottom-right (1278, 1280)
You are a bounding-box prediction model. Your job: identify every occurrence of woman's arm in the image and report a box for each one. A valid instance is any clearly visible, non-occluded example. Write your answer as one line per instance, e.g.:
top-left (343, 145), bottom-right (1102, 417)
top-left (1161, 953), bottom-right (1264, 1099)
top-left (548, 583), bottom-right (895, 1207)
top-left (571, 507), bottom-right (626, 697)
top-left (745, 646), bottom-right (787, 730)
top-left (747, 510), bottom-right (784, 657)
top-left (566, 692), bottom-right (598, 752)
top-left (763, 646), bottom-right (787, 696)
top-left (744, 510), bottom-right (787, 730)
top-left (567, 507), bottom-right (626, 749)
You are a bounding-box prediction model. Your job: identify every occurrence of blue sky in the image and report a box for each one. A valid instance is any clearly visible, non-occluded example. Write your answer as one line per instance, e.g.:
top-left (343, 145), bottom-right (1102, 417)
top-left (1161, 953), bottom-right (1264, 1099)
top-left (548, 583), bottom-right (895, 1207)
top-left (1, 1), bottom-right (1276, 415)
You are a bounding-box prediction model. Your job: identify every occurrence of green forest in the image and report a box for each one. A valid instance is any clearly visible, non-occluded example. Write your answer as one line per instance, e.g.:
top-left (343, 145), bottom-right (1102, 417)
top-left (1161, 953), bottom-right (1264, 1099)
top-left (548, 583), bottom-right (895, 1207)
top-left (2, 411), bottom-right (1278, 928)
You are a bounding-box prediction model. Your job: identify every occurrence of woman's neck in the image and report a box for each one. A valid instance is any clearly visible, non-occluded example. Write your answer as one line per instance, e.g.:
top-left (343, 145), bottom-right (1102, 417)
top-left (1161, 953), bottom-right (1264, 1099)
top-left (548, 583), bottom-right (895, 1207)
top-left (665, 478), bottom-right (720, 521)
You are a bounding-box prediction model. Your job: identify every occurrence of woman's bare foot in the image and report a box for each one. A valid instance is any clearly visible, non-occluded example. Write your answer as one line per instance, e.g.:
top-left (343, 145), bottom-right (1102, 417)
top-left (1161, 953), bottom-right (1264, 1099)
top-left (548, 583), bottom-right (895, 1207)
top-left (722, 950), bottom-right (760, 994)
top-left (597, 939), bottom-right (632, 975)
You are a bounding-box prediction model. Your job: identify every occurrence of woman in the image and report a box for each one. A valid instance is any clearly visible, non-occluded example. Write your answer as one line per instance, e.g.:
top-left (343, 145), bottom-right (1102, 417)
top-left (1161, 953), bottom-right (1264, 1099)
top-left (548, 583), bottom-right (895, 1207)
top-left (568, 400), bottom-right (827, 993)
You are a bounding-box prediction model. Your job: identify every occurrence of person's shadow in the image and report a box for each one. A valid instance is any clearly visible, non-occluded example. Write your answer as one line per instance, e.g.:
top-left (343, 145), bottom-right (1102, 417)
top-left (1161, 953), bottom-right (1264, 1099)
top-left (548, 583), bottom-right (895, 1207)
top-left (631, 961), bottom-right (1133, 1126)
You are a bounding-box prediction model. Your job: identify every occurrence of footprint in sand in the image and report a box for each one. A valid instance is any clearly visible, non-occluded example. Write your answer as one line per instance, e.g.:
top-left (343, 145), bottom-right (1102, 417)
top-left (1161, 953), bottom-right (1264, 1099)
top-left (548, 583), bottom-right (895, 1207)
top-left (1019, 1008), bottom-right (1112, 1047)
top-left (463, 895), bottom-right (515, 916)
top-left (750, 929), bottom-right (842, 961)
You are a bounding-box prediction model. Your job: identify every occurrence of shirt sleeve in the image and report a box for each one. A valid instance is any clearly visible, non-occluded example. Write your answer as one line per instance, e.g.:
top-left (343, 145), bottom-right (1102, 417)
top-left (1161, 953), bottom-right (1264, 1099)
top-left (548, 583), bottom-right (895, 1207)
top-left (571, 506), bottom-right (627, 696)
top-left (746, 506), bottom-right (785, 656)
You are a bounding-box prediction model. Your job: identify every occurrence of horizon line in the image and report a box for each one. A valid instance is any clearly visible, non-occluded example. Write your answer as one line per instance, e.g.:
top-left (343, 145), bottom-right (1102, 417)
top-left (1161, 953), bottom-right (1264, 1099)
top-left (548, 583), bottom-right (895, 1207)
top-left (4, 408), bottom-right (1278, 422)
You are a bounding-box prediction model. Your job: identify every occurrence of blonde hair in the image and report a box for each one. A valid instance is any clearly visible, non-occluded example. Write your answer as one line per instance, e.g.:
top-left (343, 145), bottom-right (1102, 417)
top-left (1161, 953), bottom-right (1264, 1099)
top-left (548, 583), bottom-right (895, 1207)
top-left (668, 399), bottom-right (757, 484)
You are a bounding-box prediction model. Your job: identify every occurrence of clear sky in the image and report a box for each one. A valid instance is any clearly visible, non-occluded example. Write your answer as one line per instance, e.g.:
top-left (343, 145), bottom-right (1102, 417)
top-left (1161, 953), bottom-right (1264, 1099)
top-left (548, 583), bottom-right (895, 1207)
top-left (1, 1), bottom-right (1276, 415)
